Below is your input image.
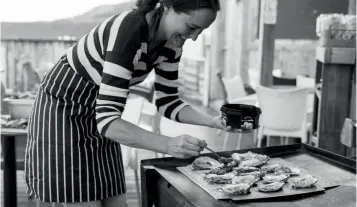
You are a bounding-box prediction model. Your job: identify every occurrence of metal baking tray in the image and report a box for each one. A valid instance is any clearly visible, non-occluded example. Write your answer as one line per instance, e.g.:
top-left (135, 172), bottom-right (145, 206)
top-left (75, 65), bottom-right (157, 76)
top-left (178, 157), bottom-right (326, 201)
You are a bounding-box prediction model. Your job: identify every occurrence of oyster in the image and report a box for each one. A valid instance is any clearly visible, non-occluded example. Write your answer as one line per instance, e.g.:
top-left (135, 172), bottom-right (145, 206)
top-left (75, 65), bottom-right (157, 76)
top-left (263, 173), bottom-right (290, 183)
top-left (233, 151), bottom-right (257, 160)
top-left (239, 158), bottom-right (266, 168)
top-left (227, 160), bottom-right (239, 168)
top-left (219, 183), bottom-right (252, 195)
top-left (274, 164), bottom-right (300, 175)
top-left (220, 157), bottom-right (234, 164)
top-left (206, 166), bottom-right (231, 175)
top-left (207, 160), bottom-right (238, 175)
top-left (204, 172), bottom-right (235, 184)
top-left (231, 153), bottom-right (242, 163)
top-left (254, 154), bottom-right (270, 163)
top-left (290, 174), bottom-right (318, 188)
top-left (232, 174), bottom-right (260, 186)
top-left (261, 163), bottom-right (281, 173)
top-left (241, 170), bottom-right (266, 178)
top-left (192, 156), bottom-right (223, 170)
top-left (258, 181), bottom-right (285, 192)
top-left (233, 166), bottom-right (260, 174)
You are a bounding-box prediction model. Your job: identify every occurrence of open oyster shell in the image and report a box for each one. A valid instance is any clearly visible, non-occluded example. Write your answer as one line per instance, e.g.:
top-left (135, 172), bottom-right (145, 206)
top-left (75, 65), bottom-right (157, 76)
top-left (192, 156), bottom-right (223, 170)
top-left (263, 173), bottom-right (290, 183)
top-left (220, 157), bottom-right (234, 164)
top-left (233, 166), bottom-right (260, 174)
top-left (232, 174), bottom-right (260, 186)
top-left (261, 163), bottom-right (281, 173)
top-left (231, 153), bottom-right (242, 163)
top-left (254, 154), bottom-right (270, 163)
top-left (274, 164), bottom-right (301, 175)
top-left (240, 170), bottom-right (266, 178)
top-left (232, 151), bottom-right (257, 161)
top-left (206, 161), bottom-right (237, 175)
top-left (219, 183), bottom-right (252, 195)
top-left (204, 172), bottom-right (235, 184)
top-left (290, 174), bottom-right (318, 188)
top-left (258, 181), bottom-right (285, 192)
top-left (239, 158), bottom-right (266, 168)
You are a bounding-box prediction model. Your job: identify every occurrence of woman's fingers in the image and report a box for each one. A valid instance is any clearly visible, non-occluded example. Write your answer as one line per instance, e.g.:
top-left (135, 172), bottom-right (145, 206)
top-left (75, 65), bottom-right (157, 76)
top-left (185, 136), bottom-right (207, 148)
top-left (183, 141), bottom-right (201, 152)
top-left (181, 148), bottom-right (200, 157)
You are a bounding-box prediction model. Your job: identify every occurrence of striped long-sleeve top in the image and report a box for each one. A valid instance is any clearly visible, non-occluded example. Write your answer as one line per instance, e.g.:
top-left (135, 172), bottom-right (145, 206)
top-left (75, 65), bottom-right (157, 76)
top-left (66, 9), bottom-right (188, 136)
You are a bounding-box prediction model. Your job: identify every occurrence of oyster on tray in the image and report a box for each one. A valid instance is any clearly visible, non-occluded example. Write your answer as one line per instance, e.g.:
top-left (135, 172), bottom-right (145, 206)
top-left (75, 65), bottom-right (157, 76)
top-left (261, 163), bottom-right (281, 173)
top-left (258, 181), bottom-right (285, 192)
top-left (232, 174), bottom-right (260, 186)
top-left (204, 172), bottom-right (235, 184)
top-left (254, 154), bottom-right (270, 163)
top-left (233, 166), bottom-right (260, 174)
top-left (206, 161), bottom-right (238, 175)
top-left (274, 164), bottom-right (300, 175)
top-left (290, 174), bottom-right (318, 188)
top-left (239, 158), bottom-right (266, 168)
top-left (241, 170), bottom-right (266, 178)
top-left (219, 183), bottom-right (252, 195)
top-left (263, 173), bottom-right (290, 183)
top-left (232, 151), bottom-right (256, 161)
top-left (192, 156), bottom-right (223, 170)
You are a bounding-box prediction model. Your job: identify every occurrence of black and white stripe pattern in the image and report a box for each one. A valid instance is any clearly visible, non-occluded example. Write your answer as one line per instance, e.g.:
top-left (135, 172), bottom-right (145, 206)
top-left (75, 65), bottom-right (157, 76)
top-left (66, 9), bottom-right (189, 135)
top-left (24, 57), bottom-right (126, 203)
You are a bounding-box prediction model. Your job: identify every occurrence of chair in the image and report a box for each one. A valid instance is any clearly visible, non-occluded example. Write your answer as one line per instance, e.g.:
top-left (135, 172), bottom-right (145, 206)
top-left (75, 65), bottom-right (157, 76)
top-left (296, 75), bottom-right (315, 114)
top-left (256, 85), bottom-right (311, 147)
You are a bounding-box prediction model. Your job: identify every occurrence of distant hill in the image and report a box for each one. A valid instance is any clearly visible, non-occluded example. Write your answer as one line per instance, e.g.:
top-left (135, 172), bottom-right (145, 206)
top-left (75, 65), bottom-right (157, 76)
top-left (1, 1), bottom-right (135, 40)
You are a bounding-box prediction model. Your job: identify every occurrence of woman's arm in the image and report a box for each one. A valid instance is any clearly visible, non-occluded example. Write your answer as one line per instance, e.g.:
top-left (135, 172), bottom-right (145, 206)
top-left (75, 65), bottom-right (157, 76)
top-left (105, 118), bottom-right (207, 158)
top-left (105, 118), bottom-right (169, 154)
top-left (177, 105), bottom-right (215, 128)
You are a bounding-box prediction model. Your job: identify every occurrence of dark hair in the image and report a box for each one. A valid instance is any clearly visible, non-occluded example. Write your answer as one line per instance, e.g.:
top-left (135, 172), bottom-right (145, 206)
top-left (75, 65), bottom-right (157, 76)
top-left (136, 0), bottom-right (221, 41)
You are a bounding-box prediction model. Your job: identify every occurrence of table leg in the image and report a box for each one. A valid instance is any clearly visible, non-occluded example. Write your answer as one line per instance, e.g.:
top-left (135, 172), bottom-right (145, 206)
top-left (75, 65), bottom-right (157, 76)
top-left (2, 135), bottom-right (17, 207)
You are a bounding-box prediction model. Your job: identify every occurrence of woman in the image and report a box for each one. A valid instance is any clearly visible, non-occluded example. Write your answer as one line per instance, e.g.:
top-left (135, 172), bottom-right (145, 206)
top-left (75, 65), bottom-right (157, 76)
top-left (24, 0), bottom-right (252, 206)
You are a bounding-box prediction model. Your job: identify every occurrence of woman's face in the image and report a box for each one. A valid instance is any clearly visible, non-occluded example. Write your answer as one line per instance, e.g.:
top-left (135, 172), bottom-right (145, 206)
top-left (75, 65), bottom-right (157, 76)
top-left (162, 7), bottom-right (217, 47)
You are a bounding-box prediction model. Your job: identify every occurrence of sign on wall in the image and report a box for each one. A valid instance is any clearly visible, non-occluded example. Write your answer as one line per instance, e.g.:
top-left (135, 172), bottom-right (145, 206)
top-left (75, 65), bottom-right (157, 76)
top-left (263, 0), bottom-right (278, 24)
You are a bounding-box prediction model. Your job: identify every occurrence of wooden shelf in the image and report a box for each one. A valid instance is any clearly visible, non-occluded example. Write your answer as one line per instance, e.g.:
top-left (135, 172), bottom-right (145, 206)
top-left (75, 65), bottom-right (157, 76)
top-left (316, 47), bottom-right (356, 64)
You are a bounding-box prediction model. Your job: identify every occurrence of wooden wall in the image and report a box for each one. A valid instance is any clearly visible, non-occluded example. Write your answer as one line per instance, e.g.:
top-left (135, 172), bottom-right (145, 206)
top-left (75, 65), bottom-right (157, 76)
top-left (1, 39), bottom-right (76, 91)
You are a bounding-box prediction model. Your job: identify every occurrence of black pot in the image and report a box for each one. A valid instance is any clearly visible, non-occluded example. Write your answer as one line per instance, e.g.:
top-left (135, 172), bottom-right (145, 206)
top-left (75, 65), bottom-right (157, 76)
top-left (220, 104), bottom-right (262, 129)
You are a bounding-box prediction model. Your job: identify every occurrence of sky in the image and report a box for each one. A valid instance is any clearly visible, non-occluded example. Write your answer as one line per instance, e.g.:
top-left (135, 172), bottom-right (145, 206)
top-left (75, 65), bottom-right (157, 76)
top-left (1, 0), bottom-right (131, 22)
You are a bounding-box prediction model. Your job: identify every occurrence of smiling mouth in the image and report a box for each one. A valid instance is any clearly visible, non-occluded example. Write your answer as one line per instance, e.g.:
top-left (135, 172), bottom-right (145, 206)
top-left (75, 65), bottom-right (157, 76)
top-left (180, 35), bottom-right (188, 40)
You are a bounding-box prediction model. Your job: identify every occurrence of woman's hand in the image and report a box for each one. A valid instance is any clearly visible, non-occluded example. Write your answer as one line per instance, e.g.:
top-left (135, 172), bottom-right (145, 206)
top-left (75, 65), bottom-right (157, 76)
top-left (211, 115), bottom-right (254, 134)
top-left (167, 135), bottom-right (207, 159)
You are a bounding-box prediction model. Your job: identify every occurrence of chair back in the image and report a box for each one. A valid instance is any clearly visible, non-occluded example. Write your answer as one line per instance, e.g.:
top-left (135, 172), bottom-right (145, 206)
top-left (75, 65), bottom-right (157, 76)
top-left (256, 85), bottom-right (309, 131)
top-left (296, 75), bottom-right (315, 89)
top-left (217, 72), bottom-right (246, 103)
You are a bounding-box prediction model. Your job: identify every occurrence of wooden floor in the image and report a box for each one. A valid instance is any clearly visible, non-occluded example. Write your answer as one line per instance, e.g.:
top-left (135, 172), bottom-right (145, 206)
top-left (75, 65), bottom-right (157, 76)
top-left (0, 149), bottom-right (157, 207)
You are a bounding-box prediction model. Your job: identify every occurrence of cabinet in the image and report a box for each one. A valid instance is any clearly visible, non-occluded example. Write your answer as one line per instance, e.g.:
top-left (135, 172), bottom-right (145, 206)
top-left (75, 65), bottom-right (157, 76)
top-left (312, 47), bottom-right (356, 156)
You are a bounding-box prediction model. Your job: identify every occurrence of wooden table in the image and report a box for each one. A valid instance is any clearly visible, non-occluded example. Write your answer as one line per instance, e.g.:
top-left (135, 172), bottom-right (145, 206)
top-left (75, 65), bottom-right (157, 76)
top-left (1, 128), bottom-right (27, 207)
top-left (140, 144), bottom-right (356, 207)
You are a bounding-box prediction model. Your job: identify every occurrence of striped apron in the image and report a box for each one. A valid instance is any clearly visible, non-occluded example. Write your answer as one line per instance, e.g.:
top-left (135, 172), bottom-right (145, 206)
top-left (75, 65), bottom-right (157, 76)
top-left (24, 56), bottom-right (126, 203)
